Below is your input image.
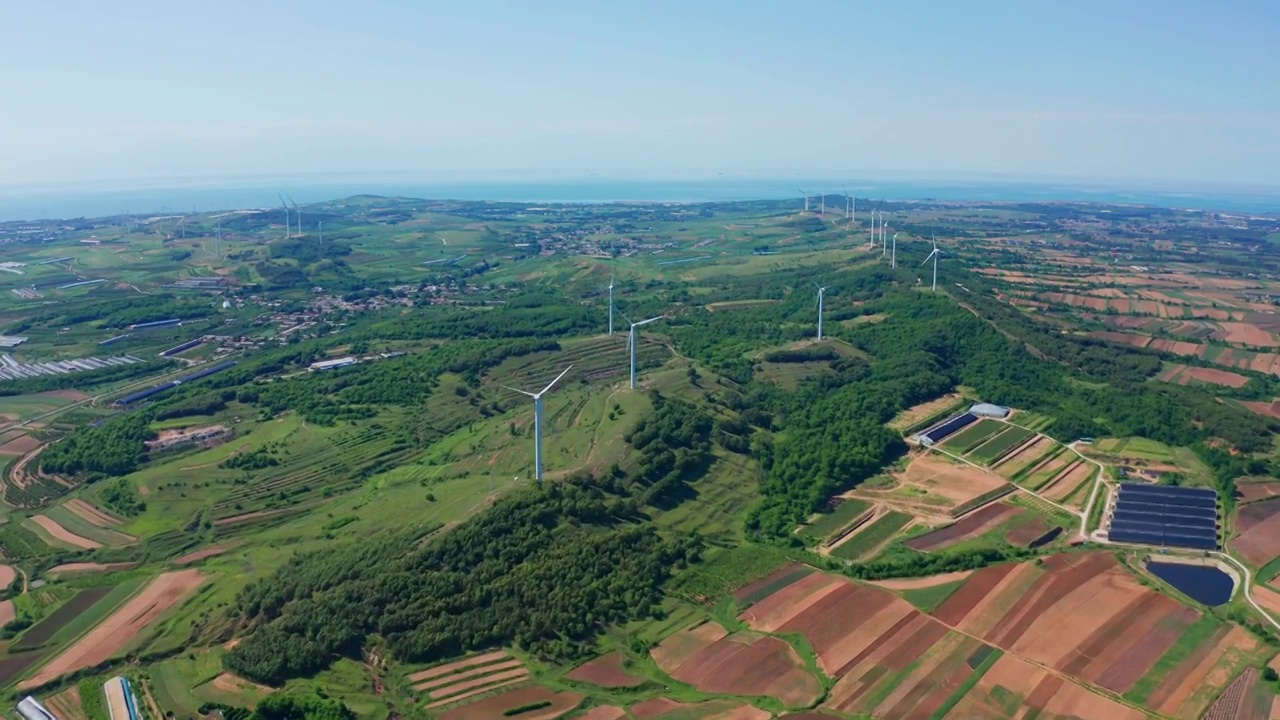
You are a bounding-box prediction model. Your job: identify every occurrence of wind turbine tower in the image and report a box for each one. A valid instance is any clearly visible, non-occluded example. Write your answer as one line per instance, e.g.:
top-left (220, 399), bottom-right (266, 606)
top-left (820, 192), bottom-right (825, 215)
top-left (891, 233), bottom-right (898, 269)
top-left (607, 274), bottom-right (615, 335)
top-left (799, 190), bottom-right (809, 213)
top-left (921, 235), bottom-right (941, 291)
top-left (626, 315), bottom-right (665, 389)
top-left (502, 365), bottom-right (573, 482)
top-left (288, 195), bottom-right (301, 236)
top-left (279, 194), bottom-right (291, 238)
top-left (815, 285), bottom-right (828, 340)
top-left (215, 218), bottom-right (222, 258)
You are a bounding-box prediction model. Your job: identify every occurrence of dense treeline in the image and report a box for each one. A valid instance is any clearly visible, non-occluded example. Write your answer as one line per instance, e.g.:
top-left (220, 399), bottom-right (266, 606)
top-left (39, 413), bottom-right (155, 477)
top-left (225, 480), bottom-right (697, 684)
top-left (99, 477), bottom-right (146, 516)
top-left (624, 395), bottom-right (714, 506)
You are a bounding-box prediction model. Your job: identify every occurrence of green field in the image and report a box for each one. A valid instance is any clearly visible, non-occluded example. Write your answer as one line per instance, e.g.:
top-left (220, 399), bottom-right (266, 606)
top-left (799, 498), bottom-right (872, 542)
top-left (830, 511), bottom-right (913, 561)
top-left (940, 420), bottom-right (1006, 454)
top-left (967, 426), bottom-right (1035, 465)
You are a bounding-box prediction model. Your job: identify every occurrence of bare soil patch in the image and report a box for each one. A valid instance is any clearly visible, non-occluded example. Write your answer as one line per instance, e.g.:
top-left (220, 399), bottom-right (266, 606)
top-left (870, 571), bottom-right (972, 591)
top-left (46, 562), bottom-right (137, 576)
top-left (437, 687), bottom-right (582, 720)
top-left (1171, 366), bottom-right (1250, 388)
top-left (414, 660), bottom-right (524, 692)
top-left (654, 630), bottom-right (820, 707)
top-left (887, 452), bottom-right (1006, 510)
top-left (576, 708), bottom-right (626, 720)
top-left (1237, 479), bottom-right (1280, 504)
top-left (944, 652), bottom-right (1145, 720)
top-left (888, 394), bottom-right (964, 431)
top-left (174, 544), bottom-right (233, 565)
top-left (30, 515), bottom-right (101, 549)
top-left (991, 435), bottom-right (1053, 476)
top-left (20, 569), bottom-right (205, 689)
top-left (1233, 498), bottom-right (1280, 565)
top-left (1042, 460), bottom-right (1094, 503)
top-left (0, 434), bottom-right (41, 456)
top-left (1088, 330), bottom-right (1153, 348)
top-left (408, 651), bottom-right (510, 682)
top-left (0, 564), bottom-right (15, 588)
top-left (1253, 584), bottom-right (1280, 617)
top-left (65, 499), bottom-right (123, 528)
top-left (650, 621), bottom-right (728, 671)
top-left (567, 653), bottom-right (645, 688)
top-left (905, 503), bottom-right (1020, 552)
top-left (46, 687), bottom-right (87, 720)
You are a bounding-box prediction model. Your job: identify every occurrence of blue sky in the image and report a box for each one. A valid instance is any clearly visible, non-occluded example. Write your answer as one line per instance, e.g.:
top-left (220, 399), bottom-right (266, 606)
top-left (3, 0), bottom-right (1278, 187)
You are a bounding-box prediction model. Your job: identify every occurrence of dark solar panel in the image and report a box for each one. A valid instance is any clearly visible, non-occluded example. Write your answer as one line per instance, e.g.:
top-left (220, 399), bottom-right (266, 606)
top-left (922, 413), bottom-right (977, 444)
top-left (1116, 502), bottom-right (1213, 525)
top-left (1110, 483), bottom-right (1219, 551)
top-left (1110, 518), bottom-right (1217, 539)
top-left (1118, 484), bottom-right (1217, 508)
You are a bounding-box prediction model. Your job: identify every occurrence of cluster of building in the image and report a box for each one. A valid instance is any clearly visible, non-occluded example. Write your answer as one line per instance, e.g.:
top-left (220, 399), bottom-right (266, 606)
top-left (0, 353), bottom-right (141, 382)
top-left (913, 403), bottom-right (1010, 446)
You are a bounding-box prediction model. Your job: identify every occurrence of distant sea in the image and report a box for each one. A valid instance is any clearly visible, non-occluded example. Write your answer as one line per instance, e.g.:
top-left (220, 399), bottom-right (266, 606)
top-left (0, 176), bottom-right (1277, 222)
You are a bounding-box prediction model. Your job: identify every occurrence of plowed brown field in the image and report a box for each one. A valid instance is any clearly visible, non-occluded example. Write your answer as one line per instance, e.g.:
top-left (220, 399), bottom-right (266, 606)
top-left (943, 653), bottom-right (1145, 719)
top-left (652, 627), bottom-right (819, 707)
top-left (905, 503), bottom-right (1021, 552)
top-left (1233, 498), bottom-right (1280, 565)
top-left (29, 515), bottom-right (101, 549)
top-left (20, 569), bottom-right (204, 688)
top-left (568, 653), bottom-right (645, 688)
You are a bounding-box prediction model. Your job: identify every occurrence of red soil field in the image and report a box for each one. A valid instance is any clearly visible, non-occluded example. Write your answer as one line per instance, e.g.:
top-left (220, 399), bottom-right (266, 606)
top-left (0, 564), bottom-right (15, 588)
top-left (944, 653), bottom-right (1146, 720)
top-left (576, 708), bottom-right (626, 720)
top-left (1042, 460), bottom-right (1094, 503)
top-left (1233, 498), bottom-right (1280, 565)
top-left (933, 552), bottom-right (1202, 696)
top-left (653, 630), bottom-right (819, 707)
top-left (0, 599), bottom-right (14, 627)
top-left (21, 569), bottom-right (205, 689)
top-left (567, 653), bottom-right (645, 688)
top-left (1005, 516), bottom-right (1053, 547)
top-left (871, 570), bottom-right (972, 591)
top-left (737, 572), bottom-right (847, 632)
top-left (30, 515), bottom-right (101, 549)
top-left (0, 434), bottom-right (41, 456)
top-left (415, 660), bottom-right (524, 692)
top-left (1201, 668), bottom-right (1260, 720)
top-left (743, 575), bottom-right (934, 678)
top-left (1253, 585), bottom-right (1280, 618)
top-left (1240, 400), bottom-right (1280, 420)
top-left (905, 503), bottom-right (1020, 552)
top-left (824, 624), bottom-right (974, 717)
top-left (174, 545), bottom-right (233, 565)
top-left (422, 677), bottom-right (527, 710)
top-left (437, 687), bottom-right (583, 720)
top-left (46, 562), bottom-right (137, 576)
top-left (890, 453), bottom-right (1006, 510)
top-left (426, 667), bottom-right (529, 700)
top-left (64, 499), bottom-right (122, 528)
top-left (1149, 338), bottom-right (1208, 357)
top-left (1158, 364), bottom-right (1250, 388)
top-left (651, 621), bottom-right (729, 670)
top-left (991, 435), bottom-right (1051, 474)
top-left (1218, 322), bottom-right (1278, 347)
top-left (1149, 626), bottom-right (1260, 719)
top-left (1237, 480), bottom-right (1280, 503)
top-left (407, 651), bottom-right (510, 682)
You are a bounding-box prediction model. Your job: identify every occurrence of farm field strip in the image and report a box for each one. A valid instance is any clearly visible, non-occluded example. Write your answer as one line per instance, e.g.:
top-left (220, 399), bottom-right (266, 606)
top-left (20, 569), bottom-right (204, 689)
top-left (940, 420), bottom-right (1006, 454)
top-left (829, 511), bottom-right (912, 560)
top-left (966, 425), bottom-right (1035, 465)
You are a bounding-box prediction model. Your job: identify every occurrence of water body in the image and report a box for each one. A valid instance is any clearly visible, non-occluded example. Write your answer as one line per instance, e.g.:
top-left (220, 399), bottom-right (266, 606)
top-left (1146, 560), bottom-right (1233, 606)
top-left (1, 176), bottom-right (1278, 222)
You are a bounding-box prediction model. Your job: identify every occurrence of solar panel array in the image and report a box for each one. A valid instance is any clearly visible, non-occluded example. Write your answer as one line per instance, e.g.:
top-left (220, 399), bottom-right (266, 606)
top-left (1109, 483), bottom-right (1218, 550)
top-left (920, 412), bottom-right (977, 445)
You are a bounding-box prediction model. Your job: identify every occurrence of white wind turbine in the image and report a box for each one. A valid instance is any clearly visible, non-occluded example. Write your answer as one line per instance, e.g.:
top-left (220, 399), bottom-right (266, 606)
top-left (278, 193), bottom-right (292, 238)
top-left (607, 274), bottom-right (615, 335)
top-left (288, 195), bottom-right (301, 236)
top-left (799, 190), bottom-right (810, 213)
top-left (921, 234), bottom-right (941, 291)
top-left (626, 315), bottom-right (665, 389)
top-left (891, 233), bottom-right (899, 269)
top-left (501, 365), bottom-right (574, 482)
top-left (815, 285), bottom-right (828, 340)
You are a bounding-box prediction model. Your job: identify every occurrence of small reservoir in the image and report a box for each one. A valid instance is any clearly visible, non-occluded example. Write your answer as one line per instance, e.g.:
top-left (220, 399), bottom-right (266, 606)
top-left (1146, 560), bottom-right (1234, 606)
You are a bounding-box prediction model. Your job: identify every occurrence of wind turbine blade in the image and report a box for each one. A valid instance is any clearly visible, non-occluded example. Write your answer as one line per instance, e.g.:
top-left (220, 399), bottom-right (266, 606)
top-left (636, 314), bottom-right (665, 327)
top-left (920, 254), bottom-right (933, 266)
top-left (500, 384), bottom-right (538, 398)
top-left (539, 365), bottom-right (574, 395)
